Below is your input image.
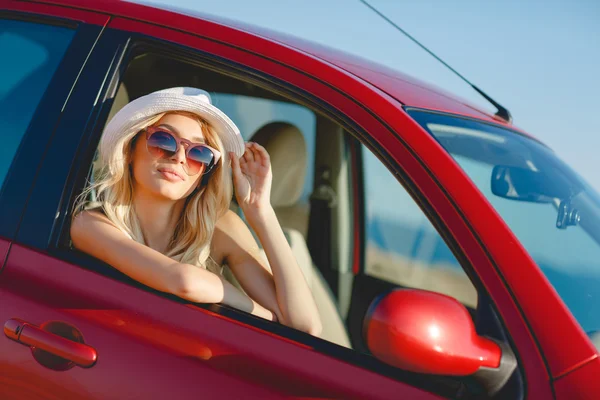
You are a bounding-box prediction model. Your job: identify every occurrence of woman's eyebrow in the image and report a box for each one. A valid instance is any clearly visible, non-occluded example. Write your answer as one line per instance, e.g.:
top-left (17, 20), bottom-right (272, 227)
top-left (190, 136), bottom-right (206, 143)
top-left (157, 124), bottom-right (205, 143)
top-left (157, 123), bottom-right (179, 134)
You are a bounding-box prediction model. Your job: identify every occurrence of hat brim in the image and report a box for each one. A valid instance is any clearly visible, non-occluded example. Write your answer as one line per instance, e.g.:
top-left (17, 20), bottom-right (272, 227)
top-left (102, 89), bottom-right (245, 160)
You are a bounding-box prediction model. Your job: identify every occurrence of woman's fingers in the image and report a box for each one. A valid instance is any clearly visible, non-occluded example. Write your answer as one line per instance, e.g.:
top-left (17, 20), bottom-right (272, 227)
top-left (246, 142), bottom-right (270, 168)
top-left (251, 142), bottom-right (270, 167)
top-left (230, 152), bottom-right (242, 178)
top-left (243, 143), bottom-right (255, 164)
top-left (234, 143), bottom-right (271, 176)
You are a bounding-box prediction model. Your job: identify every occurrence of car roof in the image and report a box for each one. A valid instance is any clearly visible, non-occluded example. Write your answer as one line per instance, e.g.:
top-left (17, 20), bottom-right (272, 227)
top-left (40, 0), bottom-right (524, 131)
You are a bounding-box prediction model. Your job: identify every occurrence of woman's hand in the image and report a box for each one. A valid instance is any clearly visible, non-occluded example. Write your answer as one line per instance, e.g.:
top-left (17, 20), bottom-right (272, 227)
top-left (230, 142), bottom-right (272, 218)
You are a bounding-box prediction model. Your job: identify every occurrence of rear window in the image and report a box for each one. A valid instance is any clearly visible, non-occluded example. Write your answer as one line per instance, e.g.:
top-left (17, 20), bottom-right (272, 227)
top-left (0, 19), bottom-right (74, 189)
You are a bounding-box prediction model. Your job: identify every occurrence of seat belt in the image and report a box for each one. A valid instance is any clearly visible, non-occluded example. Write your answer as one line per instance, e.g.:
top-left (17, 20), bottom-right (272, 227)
top-left (307, 166), bottom-right (338, 295)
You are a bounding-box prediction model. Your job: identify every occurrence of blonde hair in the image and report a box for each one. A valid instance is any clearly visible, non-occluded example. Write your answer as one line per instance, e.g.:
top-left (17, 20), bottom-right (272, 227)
top-left (73, 111), bottom-right (232, 274)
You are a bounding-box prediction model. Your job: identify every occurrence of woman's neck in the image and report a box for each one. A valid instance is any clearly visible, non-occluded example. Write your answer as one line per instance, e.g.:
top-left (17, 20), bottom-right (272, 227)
top-left (132, 189), bottom-right (185, 253)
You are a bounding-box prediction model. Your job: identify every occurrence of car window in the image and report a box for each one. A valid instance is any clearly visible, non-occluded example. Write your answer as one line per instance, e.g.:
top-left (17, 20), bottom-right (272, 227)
top-left (81, 51), bottom-right (325, 311)
top-left (0, 19), bottom-right (74, 190)
top-left (362, 145), bottom-right (478, 308)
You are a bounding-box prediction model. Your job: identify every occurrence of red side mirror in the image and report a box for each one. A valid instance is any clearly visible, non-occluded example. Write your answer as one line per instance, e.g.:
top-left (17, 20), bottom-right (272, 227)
top-left (364, 289), bottom-right (516, 395)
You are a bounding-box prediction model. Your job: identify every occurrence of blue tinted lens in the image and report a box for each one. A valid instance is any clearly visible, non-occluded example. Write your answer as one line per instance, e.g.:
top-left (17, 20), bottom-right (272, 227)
top-left (187, 145), bottom-right (215, 166)
top-left (147, 130), bottom-right (177, 157)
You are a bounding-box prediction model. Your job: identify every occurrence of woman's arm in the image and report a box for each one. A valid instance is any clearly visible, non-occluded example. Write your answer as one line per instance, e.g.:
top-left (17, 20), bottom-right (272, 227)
top-left (246, 207), bottom-right (322, 336)
top-left (229, 143), bottom-right (322, 336)
top-left (70, 210), bottom-right (276, 321)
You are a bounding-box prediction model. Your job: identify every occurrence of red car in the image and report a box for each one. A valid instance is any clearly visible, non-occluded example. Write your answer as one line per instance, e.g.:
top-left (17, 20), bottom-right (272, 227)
top-left (1, 1), bottom-right (598, 399)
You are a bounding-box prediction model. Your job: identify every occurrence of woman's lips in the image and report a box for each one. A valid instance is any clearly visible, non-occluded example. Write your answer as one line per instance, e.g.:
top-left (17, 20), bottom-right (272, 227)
top-left (157, 168), bottom-right (184, 182)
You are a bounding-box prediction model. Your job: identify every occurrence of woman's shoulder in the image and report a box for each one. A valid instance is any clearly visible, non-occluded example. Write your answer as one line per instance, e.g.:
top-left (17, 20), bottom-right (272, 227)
top-left (70, 208), bottom-right (130, 260)
top-left (72, 207), bottom-right (108, 226)
top-left (70, 207), bottom-right (120, 243)
top-left (215, 209), bottom-right (246, 234)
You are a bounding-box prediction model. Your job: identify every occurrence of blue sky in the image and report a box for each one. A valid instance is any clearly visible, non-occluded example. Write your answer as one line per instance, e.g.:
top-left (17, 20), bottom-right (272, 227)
top-left (137, 0), bottom-right (599, 190)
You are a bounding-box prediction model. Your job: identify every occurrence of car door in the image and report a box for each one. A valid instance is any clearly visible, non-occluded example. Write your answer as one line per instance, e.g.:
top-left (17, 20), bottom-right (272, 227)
top-left (0, 8), bottom-right (455, 400)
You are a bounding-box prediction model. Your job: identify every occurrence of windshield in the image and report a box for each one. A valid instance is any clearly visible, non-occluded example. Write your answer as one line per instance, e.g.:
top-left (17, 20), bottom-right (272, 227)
top-left (408, 109), bottom-right (600, 344)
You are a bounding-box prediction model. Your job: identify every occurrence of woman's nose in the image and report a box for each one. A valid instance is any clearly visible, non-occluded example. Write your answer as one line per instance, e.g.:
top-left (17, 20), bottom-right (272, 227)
top-left (170, 144), bottom-right (187, 164)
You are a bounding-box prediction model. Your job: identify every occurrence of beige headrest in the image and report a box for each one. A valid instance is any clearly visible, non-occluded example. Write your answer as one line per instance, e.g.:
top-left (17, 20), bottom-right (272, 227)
top-left (251, 122), bottom-right (307, 207)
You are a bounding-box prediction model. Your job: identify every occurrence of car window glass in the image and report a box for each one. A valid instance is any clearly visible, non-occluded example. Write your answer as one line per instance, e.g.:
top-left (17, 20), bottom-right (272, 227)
top-left (0, 19), bottom-right (74, 189)
top-left (362, 145), bottom-right (478, 308)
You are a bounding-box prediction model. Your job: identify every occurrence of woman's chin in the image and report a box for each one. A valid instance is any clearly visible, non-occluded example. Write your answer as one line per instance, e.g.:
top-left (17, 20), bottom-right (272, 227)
top-left (152, 182), bottom-right (193, 201)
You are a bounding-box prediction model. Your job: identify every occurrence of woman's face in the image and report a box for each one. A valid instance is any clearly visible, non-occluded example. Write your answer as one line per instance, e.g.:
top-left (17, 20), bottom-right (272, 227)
top-left (130, 113), bottom-right (210, 201)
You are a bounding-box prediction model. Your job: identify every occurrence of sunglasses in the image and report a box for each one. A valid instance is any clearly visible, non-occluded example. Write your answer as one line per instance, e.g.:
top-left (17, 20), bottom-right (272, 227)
top-left (144, 126), bottom-right (221, 176)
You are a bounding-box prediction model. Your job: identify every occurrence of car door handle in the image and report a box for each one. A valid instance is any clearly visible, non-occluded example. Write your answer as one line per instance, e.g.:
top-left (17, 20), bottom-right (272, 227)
top-left (4, 319), bottom-right (97, 368)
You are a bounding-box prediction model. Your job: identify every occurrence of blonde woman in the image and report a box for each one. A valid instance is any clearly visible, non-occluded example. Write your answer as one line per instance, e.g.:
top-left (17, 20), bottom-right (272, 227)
top-left (71, 87), bottom-right (322, 336)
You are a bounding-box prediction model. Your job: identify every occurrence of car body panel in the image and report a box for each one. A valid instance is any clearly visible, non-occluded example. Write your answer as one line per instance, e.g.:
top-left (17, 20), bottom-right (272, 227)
top-left (554, 356), bottom-right (600, 400)
top-left (4, 0), bottom-right (110, 25)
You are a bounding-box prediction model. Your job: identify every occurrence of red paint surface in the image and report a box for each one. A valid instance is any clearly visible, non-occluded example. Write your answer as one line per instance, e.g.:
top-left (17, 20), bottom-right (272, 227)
top-left (365, 289), bottom-right (501, 375)
top-left (4, 0), bottom-right (109, 25)
top-left (554, 356), bottom-right (600, 400)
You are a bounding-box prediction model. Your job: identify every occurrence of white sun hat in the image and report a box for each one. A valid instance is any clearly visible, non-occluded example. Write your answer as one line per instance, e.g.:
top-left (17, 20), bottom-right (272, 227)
top-left (100, 86), bottom-right (245, 160)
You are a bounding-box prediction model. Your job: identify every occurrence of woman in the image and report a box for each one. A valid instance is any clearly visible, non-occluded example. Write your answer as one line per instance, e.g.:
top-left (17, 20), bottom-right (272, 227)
top-left (71, 87), bottom-right (322, 336)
